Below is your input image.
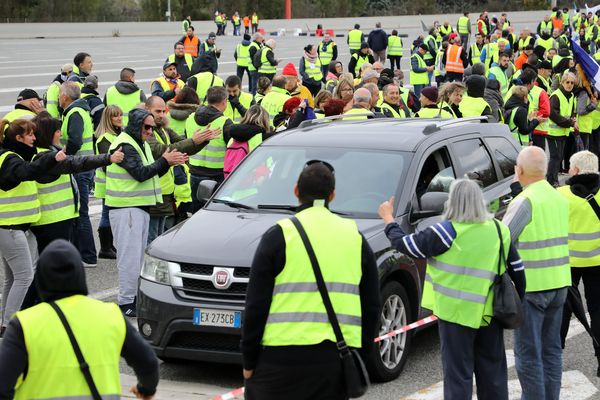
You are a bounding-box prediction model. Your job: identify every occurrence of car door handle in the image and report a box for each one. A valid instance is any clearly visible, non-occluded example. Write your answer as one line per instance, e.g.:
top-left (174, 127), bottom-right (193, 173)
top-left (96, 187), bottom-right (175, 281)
top-left (501, 196), bottom-right (513, 205)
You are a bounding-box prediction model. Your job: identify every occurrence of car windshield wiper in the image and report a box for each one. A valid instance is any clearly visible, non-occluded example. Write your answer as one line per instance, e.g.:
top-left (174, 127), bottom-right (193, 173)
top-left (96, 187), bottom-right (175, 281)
top-left (258, 204), bottom-right (350, 216)
top-left (211, 198), bottom-right (255, 210)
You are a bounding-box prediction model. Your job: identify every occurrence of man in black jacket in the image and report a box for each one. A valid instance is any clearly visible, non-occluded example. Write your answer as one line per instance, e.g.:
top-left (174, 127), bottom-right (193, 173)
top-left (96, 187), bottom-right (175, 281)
top-left (0, 240), bottom-right (160, 399)
top-left (81, 75), bottom-right (104, 130)
top-left (242, 162), bottom-right (381, 400)
top-left (367, 22), bottom-right (388, 63)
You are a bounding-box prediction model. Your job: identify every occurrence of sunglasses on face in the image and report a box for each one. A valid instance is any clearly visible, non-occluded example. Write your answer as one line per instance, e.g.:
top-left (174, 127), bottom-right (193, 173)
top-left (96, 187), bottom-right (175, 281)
top-left (143, 124), bottom-right (156, 131)
top-left (304, 159), bottom-right (335, 175)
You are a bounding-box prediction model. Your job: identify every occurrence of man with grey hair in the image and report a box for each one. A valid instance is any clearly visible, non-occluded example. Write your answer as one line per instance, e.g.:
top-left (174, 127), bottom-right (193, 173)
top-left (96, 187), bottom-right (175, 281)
top-left (557, 150), bottom-right (600, 376)
top-left (59, 81), bottom-right (98, 267)
top-left (257, 39), bottom-right (278, 82)
top-left (248, 32), bottom-right (264, 94)
top-left (378, 179), bottom-right (524, 399)
top-left (503, 146), bottom-right (570, 400)
top-left (343, 88), bottom-right (374, 119)
top-left (362, 82), bottom-right (384, 116)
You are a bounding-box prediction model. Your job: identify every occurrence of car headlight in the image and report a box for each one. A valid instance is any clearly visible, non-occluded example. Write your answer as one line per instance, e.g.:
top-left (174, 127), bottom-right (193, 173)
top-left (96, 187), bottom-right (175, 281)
top-left (141, 254), bottom-right (172, 285)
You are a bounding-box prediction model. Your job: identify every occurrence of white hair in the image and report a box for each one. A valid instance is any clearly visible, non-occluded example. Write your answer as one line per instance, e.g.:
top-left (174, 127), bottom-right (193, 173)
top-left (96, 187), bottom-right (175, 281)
top-left (444, 179), bottom-right (493, 223)
top-left (60, 82), bottom-right (81, 101)
top-left (570, 150), bottom-right (599, 174)
top-left (265, 39), bottom-right (276, 48)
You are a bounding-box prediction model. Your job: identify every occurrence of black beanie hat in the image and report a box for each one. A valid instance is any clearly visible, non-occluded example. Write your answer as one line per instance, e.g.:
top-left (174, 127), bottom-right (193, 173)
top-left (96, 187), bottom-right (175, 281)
top-left (36, 239), bottom-right (88, 302)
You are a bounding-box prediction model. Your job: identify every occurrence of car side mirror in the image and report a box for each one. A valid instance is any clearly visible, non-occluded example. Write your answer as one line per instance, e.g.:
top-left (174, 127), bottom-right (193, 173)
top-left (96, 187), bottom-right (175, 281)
top-left (410, 192), bottom-right (448, 222)
top-left (197, 180), bottom-right (218, 208)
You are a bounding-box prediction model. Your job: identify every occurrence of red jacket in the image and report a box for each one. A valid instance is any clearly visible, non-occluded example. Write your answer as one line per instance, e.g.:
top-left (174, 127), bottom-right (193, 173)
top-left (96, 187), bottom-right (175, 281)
top-left (533, 85), bottom-right (550, 135)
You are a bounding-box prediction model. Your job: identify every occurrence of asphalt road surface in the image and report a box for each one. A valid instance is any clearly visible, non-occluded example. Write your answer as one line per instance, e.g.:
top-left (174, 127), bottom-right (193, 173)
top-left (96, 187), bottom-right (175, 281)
top-left (1, 12), bottom-right (600, 399)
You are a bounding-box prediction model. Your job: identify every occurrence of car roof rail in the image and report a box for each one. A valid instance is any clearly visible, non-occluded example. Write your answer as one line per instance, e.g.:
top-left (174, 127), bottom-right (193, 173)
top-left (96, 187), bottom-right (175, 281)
top-left (422, 116), bottom-right (489, 135)
top-left (298, 114), bottom-right (395, 128)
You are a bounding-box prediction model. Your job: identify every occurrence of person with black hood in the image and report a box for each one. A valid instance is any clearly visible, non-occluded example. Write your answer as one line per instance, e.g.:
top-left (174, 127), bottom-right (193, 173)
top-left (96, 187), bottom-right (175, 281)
top-left (81, 75), bottom-right (104, 130)
top-left (185, 86), bottom-right (234, 212)
top-left (557, 151), bottom-right (600, 377)
top-left (44, 63), bottom-right (73, 119)
top-left (104, 68), bottom-right (147, 127)
top-left (504, 86), bottom-right (540, 148)
top-left (460, 75), bottom-right (493, 119)
top-left (187, 53), bottom-right (225, 103)
top-left (59, 82), bottom-right (97, 268)
top-left (0, 118), bottom-right (64, 337)
top-left (0, 240), bottom-right (160, 399)
top-left (106, 108), bottom-right (188, 317)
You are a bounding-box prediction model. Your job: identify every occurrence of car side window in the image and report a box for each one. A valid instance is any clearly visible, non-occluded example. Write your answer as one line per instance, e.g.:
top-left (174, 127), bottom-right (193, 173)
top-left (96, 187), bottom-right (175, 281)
top-left (485, 136), bottom-right (519, 179)
top-left (452, 138), bottom-right (498, 187)
top-left (416, 147), bottom-right (456, 200)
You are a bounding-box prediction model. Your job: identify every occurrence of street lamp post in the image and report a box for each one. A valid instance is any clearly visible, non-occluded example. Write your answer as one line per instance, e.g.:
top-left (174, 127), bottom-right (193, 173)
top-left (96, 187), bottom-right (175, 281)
top-left (285, 0), bottom-right (292, 19)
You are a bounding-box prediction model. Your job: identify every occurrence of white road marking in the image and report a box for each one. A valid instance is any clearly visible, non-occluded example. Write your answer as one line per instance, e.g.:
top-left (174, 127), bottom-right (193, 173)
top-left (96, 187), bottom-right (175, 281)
top-left (402, 316), bottom-right (592, 400)
top-left (89, 287), bottom-right (119, 300)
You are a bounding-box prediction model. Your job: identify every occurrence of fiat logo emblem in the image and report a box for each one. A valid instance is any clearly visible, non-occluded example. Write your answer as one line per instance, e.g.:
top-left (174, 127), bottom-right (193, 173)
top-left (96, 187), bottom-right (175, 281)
top-left (213, 269), bottom-right (230, 289)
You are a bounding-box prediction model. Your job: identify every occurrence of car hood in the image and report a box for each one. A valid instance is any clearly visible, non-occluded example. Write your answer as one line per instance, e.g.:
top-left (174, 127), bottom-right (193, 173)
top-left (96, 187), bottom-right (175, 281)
top-left (147, 209), bottom-right (383, 267)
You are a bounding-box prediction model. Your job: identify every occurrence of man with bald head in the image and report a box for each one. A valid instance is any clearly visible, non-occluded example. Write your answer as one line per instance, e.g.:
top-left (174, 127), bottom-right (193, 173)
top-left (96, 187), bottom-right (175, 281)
top-left (343, 88), bottom-right (375, 119)
top-left (503, 146), bottom-right (570, 400)
top-left (144, 96), bottom-right (221, 242)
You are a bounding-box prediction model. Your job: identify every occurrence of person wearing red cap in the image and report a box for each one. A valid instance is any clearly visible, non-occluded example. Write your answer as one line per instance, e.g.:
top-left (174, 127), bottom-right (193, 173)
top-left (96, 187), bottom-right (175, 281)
top-left (443, 35), bottom-right (468, 83)
top-left (282, 63), bottom-right (315, 109)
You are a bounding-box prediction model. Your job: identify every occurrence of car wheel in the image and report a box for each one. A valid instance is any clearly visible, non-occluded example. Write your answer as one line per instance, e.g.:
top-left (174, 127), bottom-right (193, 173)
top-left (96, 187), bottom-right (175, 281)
top-left (367, 281), bottom-right (413, 382)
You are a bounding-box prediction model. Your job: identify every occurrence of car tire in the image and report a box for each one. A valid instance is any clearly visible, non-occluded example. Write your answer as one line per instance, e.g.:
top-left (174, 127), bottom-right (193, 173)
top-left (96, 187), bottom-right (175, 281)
top-left (367, 281), bottom-right (413, 382)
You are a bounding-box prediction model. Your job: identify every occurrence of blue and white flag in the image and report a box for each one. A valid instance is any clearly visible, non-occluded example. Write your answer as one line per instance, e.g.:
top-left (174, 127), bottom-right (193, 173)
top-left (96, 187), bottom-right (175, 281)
top-left (572, 39), bottom-right (600, 92)
top-left (586, 3), bottom-right (600, 15)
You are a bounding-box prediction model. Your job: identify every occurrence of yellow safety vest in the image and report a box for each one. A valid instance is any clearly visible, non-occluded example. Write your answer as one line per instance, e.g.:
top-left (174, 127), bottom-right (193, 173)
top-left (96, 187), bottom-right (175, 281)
top-left (258, 47), bottom-right (277, 75)
top-left (105, 85), bottom-right (142, 126)
top-left (528, 85), bottom-right (549, 133)
top-left (247, 42), bottom-right (261, 72)
top-left (3, 108), bottom-right (36, 122)
top-left (168, 53), bottom-right (193, 71)
top-left (351, 53), bottom-right (370, 76)
top-left (60, 105), bottom-right (95, 156)
top-left (458, 95), bottom-right (490, 117)
top-left (14, 295), bottom-right (125, 400)
top-left (152, 77), bottom-right (184, 93)
top-left (343, 107), bottom-right (373, 120)
top-left (153, 128), bottom-right (176, 196)
top-left (387, 35), bottom-right (403, 56)
top-left (348, 29), bottom-right (363, 51)
top-left (457, 16), bottom-right (470, 35)
top-left (260, 87), bottom-right (291, 124)
top-left (304, 57), bottom-right (323, 82)
top-left (0, 151), bottom-right (40, 226)
top-left (236, 43), bottom-right (252, 67)
top-left (262, 206), bottom-right (363, 348)
top-left (470, 44), bottom-right (483, 66)
top-left (410, 53), bottom-right (429, 85)
top-left (185, 114), bottom-right (228, 169)
top-left (548, 90), bottom-right (574, 137)
top-left (224, 92), bottom-right (254, 123)
top-left (190, 71), bottom-right (224, 104)
top-left (318, 41), bottom-right (336, 65)
top-left (94, 133), bottom-right (115, 199)
top-left (44, 81), bottom-right (62, 119)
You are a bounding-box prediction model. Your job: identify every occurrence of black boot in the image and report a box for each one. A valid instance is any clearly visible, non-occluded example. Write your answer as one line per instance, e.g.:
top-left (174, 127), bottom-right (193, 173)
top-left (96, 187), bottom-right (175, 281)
top-left (98, 227), bottom-right (117, 259)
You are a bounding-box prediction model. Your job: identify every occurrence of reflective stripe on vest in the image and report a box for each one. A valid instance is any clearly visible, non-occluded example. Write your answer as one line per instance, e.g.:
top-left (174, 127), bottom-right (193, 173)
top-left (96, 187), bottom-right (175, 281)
top-left (262, 206), bottom-right (363, 347)
top-left (105, 85), bottom-right (142, 126)
top-left (94, 133), bottom-right (115, 199)
top-left (348, 29), bottom-right (363, 50)
top-left (421, 220), bottom-right (511, 329)
top-left (105, 132), bottom-right (162, 207)
top-left (458, 16), bottom-right (470, 34)
top-left (174, 163), bottom-right (192, 205)
top-left (439, 25), bottom-right (453, 36)
top-left (60, 106), bottom-right (95, 156)
top-left (514, 179), bottom-right (571, 292)
top-left (528, 85), bottom-right (549, 133)
top-left (548, 90), bottom-right (574, 137)
top-left (183, 35), bottom-right (199, 57)
top-left (470, 44), bottom-right (483, 66)
top-left (318, 41), bottom-right (336, 64)
top-left (416, 106), bottom-right (453, 118)
top-left (445, 45), bottom-right (465, 73)
top-left (351, 53), bottom-right (370, 76)
top-left (483, 43), bottom-right (498, 67)
top-left (578, 95), bottom-right (595, 133)
top-left (488, 66), bottom-right (509, 97)
top-left (14, 295), bottom-right (125, 400)
top-left (0, 152), bottom-right (40, 225)
top-left (191, 72), bottom-right (224, 104)
top-left (153, 128), bottom-right (176, 195)
top-left (185, 114), bottom-right (228, 169)
top-left (260, 87), bottom-right (291, 124)
top-left (168, 53), bottom-right (193, 71)
top-left (236, 43), bottom-right (252, 67)
top-left (558, 186), bottom-right (600, 267)
top-left (304, 58), bottom-right (323, 82)
top-left (45, 81), bottom-right (62, 119)
top-left (537, 37), bottom-right (555, 51)
top-left (458, 95), bottom-right (489, 117)
top-left (343, 107), bottom-right (373, 120)
top-left (518, 36), bottom-right (532, 50)
top-left (258, 47), bottom-right (277, 75)
top-left (508, 107), bottom-right (529, 147)
top-left (224, 92), bottom-right (254, 123)
top-left (247, 42), bottom-right (261, 72)
top-left (380, 102), bottom-right (402, 118)
top-left (32, 148), bottom-right (78, 226)
top-left (3, 108), bottom-right (36, 122)
top-left (387, 35), bottom-right (403, 56)
top-left (410, 53), bottom-right (429, 85)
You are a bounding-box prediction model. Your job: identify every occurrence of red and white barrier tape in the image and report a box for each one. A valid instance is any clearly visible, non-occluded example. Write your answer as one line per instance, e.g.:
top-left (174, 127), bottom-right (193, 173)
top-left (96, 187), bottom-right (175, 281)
top-left (373, 315), bottom-right (438, 343)
top-left (210, 315), bottom-right (438, 400)
top-left (210, 387), bottom-right (245, 400)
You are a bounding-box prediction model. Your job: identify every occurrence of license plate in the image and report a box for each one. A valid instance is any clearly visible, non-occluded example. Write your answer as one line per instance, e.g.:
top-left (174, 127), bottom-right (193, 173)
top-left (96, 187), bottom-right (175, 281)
top-left (193, 308), bottom-right (241, 328)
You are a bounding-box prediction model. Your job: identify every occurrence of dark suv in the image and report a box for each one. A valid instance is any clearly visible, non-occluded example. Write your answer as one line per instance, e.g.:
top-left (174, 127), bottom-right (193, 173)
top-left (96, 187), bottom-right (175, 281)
top-left (138, 117), bottom-right (520, 381)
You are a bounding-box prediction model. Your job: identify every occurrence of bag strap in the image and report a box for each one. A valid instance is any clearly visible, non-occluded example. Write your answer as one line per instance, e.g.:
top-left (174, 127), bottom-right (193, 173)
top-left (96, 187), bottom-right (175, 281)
top-left (290, 217), bottom-right (349, 352)
top-left (493, 219), bottom-right (506, 276)
top-left (49, 301), bottom-right (103, 400)
top-left (585, 193), bottom-right (600, 222)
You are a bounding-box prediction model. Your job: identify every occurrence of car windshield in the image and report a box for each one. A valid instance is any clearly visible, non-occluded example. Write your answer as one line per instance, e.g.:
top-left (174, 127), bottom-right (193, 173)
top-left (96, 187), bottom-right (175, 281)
top-left (210, 146), bottom-right (409, 218)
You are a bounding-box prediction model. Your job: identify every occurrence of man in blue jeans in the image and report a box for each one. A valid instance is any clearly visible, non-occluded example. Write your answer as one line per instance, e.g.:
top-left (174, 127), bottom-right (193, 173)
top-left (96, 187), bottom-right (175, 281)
top-left (503, 146), bottom-right (571, 400)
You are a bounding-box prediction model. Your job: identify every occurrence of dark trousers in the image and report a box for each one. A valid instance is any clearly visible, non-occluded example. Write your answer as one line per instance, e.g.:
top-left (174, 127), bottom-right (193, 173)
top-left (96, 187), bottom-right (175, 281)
top-left (460, 34), bottom-right (469, 48)
top-left (237, 66), bottom-right (249, 85)
top-left (438, 319), bottom-right (508, 400)
top-left (532, 134), bottom-right (546, 150)
top-left (303, 80), bottom-right (322, 97)
top-left (546, 136), bottom-right (566, 185)
top-left (23, 218), bottom-right (76, 309)
top-left (252, 23), bottom-right (258, 34)
top-left (389, 56), bottom-right (401, 72)
top-left (446, 72), bottom-right (463, 82)
top-left (258, 73), bottom-right (275, 83)
top-left (591, 128), bottom-right (600, 158)
top-left (249, 71), bottom-right (258, 95)
top-left (561, 266), bottom-right (600, 355)
top-left (74, 171), bottom-right (96, 263)
top-left (245, 358), bottom-right (345, 400)
top-left (563, 132), bottom-right (576, 172)
top-left (581, 133), bottom-right (591, 150)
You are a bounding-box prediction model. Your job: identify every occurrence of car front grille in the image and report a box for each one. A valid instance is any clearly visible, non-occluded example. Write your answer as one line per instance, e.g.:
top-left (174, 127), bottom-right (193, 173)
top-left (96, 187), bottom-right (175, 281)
top-left (168, 331), bottom-right (241, 353)
top-left (170, 264), bottom-right (250, 304)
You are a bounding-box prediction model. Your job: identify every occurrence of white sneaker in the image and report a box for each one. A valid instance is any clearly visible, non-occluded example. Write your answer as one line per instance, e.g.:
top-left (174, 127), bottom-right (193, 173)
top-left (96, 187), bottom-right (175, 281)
top-left (82, 261), bottom-right (97, 268)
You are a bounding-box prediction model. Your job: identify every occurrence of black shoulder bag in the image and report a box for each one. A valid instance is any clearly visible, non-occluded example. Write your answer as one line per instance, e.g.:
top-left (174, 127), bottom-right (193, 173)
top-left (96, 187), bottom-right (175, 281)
top-left (290, 217), bottom-right (369, 398)
top-left (49, 301), bottom-right (103, 400)
top-left (491, 220), bottom-right (523, 329)
top-left (585, 193), bottom-right (600, 222)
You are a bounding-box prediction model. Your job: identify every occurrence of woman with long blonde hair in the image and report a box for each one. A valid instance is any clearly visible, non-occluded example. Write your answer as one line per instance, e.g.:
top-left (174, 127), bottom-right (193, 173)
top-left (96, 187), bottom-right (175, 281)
top-left (94, 105), bottom-right (123, 259)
